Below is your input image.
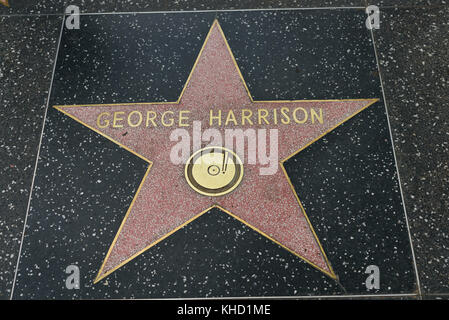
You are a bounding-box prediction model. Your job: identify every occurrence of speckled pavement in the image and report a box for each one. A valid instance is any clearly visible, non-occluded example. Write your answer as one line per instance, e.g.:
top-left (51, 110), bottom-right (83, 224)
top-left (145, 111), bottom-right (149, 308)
top-left (1, 2), bottom-right (448, 300)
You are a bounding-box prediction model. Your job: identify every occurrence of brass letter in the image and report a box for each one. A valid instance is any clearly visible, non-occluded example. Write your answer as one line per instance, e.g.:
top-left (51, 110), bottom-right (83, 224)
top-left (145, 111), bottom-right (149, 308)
top-left (128, 111), bottom-right (143, 127)
top-left (258, 109), bottom-right (269, 125)
top-left (161, 111), bottom-right (174, 127)
top-left (225, 110), bottom-right (238, 126)
top-left (293, 107), bottom-right (308, 124)
top-left (280, 107), bottom-right (290, 124)
top-left (210, 109), bottom-right (222, 126)
top-left (146, 111), bottom-right (157, 127)
top-left (241, 109), bottom-right (253, 125)
top-left (311, 108), bottom-right (324, 124)
top-left (113, 111), bottom-right (125, 128)
top-left (97, 112), bottom-right (110, 128)
top-left (178, 110), bottom-right (190, 127)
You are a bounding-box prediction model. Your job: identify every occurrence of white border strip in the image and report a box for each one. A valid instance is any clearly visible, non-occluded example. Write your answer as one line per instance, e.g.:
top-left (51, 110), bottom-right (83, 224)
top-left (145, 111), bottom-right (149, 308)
top-left (9, 15), bottom-right (66, 300)
top-left (9, 8), bottom-right (422, 300)
top-left (368, 15), bottom-right (422, 297)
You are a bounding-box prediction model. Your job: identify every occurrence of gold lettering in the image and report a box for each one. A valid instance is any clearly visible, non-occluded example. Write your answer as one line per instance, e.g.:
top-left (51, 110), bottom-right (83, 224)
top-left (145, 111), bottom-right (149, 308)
top-left (146, 111), bottom-right (157, 127)
top-left (127, 110), bottom-right (143, 127)
top-left (179, 110), bottom-right (190, 127)
top-left (280, 107), bottom-right (290, 124)
top-left (258, 109), bottom-right (269, 125)
top-left (225, 110), bottom-right (238, 126)
top-left (161, 111), bottom-right (174, 127)
top-left (113, 111), bottom-right (125, 128)
top-left (311, 108), bottom-right (323, 124)
top-left (241, 109), bottom-right (253, 125)
top-left (97, 112), bottom-right (110, 128)
top-left (293, 107), bottom-right (308, 124)
top-left (210, 109), bottom-right (222, 126)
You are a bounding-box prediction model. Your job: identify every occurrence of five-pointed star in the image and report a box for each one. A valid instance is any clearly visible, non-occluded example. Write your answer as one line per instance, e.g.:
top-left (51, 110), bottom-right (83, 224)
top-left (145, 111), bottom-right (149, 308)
top-left (55, 20), bottom-right (378, 283)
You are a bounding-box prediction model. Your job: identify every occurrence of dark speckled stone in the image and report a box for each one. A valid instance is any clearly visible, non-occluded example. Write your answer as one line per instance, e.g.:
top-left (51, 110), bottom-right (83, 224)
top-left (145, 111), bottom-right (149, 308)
top-left (373, 6), bottom-right (449, 294)
top-left (72, 0), bottom-right (366, 13)
top-left (423, 295), bottom-right (449, 300)
top-left (0, 15), bottom-right (61, 299)
top-left (366, 1), bottom-right (447, 7)
top-left (0, 0), bottom-right (366, 15)
top-left (0, 0), bottom-right (64, 14)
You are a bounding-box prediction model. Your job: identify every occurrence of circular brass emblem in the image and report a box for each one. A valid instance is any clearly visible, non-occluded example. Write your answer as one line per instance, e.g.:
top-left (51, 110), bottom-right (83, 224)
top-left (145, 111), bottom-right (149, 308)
top-left (185, 147), bottom-right (243, 197)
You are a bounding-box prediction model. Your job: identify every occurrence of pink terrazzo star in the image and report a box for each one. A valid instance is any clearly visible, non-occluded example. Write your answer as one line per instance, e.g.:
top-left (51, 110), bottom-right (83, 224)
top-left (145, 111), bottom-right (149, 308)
top-left (55, 20), bottom-right (377, 282)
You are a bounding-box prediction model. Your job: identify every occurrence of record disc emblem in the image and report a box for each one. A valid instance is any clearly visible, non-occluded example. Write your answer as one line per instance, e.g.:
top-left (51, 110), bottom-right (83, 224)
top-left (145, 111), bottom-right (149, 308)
top-left (185, 147), bottom-right (243, 197)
